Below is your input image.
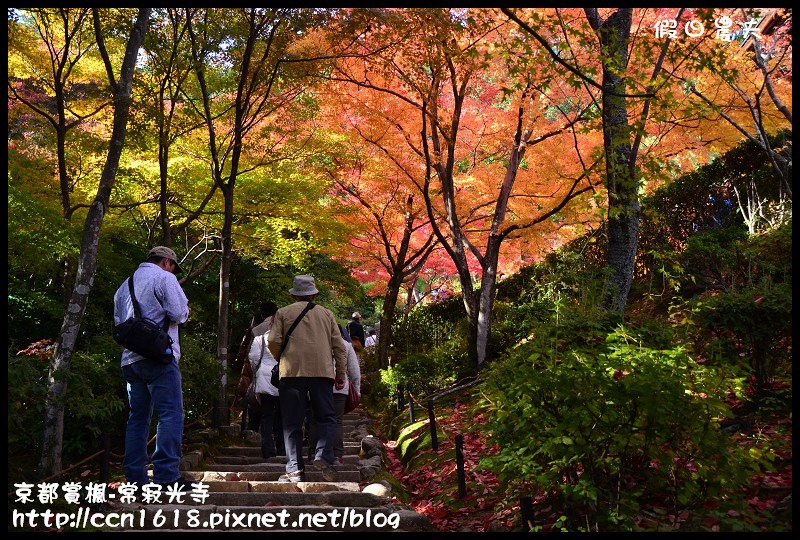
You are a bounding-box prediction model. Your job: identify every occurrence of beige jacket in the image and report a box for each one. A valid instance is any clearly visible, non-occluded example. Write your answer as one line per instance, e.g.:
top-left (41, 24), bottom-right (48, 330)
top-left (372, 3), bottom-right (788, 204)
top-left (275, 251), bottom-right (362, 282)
top-left (268, 301), bottom-right (347, 381)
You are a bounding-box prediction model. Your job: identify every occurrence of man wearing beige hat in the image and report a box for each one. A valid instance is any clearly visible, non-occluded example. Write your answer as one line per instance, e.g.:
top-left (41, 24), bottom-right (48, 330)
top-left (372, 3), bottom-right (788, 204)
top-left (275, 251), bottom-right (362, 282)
top-left (113, 245), bottom-right (190, 490)
top-left (268, 274), bottom-right (347, 483)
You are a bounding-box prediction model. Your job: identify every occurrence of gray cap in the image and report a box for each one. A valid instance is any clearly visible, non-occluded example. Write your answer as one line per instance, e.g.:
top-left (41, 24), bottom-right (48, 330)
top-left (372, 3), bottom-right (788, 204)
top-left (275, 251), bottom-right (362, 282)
top-left (147, 246), bottom-right (183, 274)
top-left (289, 274), bottom-right (319, 296)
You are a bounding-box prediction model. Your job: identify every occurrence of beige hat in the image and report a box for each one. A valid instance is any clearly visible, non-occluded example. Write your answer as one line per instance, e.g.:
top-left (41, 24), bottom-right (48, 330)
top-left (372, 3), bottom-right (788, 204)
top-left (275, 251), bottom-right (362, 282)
top-left (352, 312), bottom-right (361, 319)
top-left (289, 274), bottom-right (319, 296)
top-left (148, 246), bottom-right (183, 274)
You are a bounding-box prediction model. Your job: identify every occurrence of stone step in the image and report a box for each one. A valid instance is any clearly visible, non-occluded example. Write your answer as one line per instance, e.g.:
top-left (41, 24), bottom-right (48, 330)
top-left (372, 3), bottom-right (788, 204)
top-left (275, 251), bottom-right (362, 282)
top-left (135, 412), bottom-right (437, 533)
top-left (212, 453), bottom-right (361, 464)
top-left (185, 479), bottom-right (362, 493)
top-left (117, 490), bottom-right (389, 507)
top-left (191, 468), bottom-right (362, 483)
top-left (215, 445), bottom-right (362, 459)
top-left (212, 455), bottom-right (361, 466)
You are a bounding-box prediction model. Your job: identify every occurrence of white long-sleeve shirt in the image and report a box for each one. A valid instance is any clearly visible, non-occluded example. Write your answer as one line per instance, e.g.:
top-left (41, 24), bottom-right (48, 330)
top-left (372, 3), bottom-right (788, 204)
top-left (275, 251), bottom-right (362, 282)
top-left (334, 341), bottom-right (361, 396)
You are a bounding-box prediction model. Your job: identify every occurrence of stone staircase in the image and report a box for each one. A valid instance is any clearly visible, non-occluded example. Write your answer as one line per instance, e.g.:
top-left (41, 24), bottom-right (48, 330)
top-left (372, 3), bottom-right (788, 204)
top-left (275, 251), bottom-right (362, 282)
top-left (110, 410), bottom-right (434, 532)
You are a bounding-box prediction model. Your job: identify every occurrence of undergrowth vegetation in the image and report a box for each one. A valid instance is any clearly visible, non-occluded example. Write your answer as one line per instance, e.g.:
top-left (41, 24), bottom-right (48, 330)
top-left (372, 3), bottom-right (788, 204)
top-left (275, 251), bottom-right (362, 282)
top-left (371, 137), bottom-right (792, 532)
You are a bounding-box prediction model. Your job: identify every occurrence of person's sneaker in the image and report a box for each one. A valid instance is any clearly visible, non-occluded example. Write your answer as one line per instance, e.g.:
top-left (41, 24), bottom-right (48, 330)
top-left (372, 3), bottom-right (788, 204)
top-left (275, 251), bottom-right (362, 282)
top-left (277, 470), bottom-right (305, 483)
top-left (313, 458), bottom-right (340, 482)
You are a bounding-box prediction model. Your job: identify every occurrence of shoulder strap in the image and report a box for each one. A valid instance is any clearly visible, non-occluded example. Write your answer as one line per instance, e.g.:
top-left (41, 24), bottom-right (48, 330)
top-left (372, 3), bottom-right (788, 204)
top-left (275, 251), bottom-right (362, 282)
top-left (126, 271), bottom-right (168, 329)
top-left (279, 302), bottom-right (315, 356)
top-left (127, 276), bottom-right (142, 319)
top-left (255, 334), bottom-right (267, 371)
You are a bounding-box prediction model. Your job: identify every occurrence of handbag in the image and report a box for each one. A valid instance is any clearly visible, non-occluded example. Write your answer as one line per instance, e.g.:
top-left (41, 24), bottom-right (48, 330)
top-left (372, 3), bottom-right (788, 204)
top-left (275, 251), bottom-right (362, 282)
top-left (344, 380), bottom-right (360, 413)
top-left (113, 274), bottom-right (174, 365)
top-left (246, 335), bottom-right (267, 410)
top-left (237, 362), bottom-right (252, 398)
top-left (271, 302), bottom-right (315, 387)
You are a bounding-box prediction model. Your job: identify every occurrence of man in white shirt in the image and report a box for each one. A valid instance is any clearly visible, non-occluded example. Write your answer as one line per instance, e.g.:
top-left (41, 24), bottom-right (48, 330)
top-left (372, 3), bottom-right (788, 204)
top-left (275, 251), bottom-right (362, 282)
top-left (114, 246), bottom-right (190, 490)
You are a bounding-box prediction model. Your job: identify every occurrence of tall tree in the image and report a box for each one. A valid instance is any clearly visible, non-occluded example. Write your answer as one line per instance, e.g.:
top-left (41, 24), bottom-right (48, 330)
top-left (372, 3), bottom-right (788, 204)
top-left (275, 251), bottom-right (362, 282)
top-left (503, 8), bottom-right (793, 314)
top-left (8, 8), bottom-right (111, 302)
top-left (504, 8), bottom-right (683, 314)
top-left (584, 8), bottom-right (639, 315)
top-left (325, 8), bottom-right (600, 368)
top-left (138, 7), bottom-right (214, 252)
top-left (118, 7), bottom-right (222, 280)
top-left (8, 8), bottom-right (105, 220)
top-left (38, 7), bottom-right (151, 477)
top-left (185, 8), bottom-right (332, 426)
top-left (317, 83), bottom-right (438, 369)
top-left (669, 8), bottom-right (792, 227)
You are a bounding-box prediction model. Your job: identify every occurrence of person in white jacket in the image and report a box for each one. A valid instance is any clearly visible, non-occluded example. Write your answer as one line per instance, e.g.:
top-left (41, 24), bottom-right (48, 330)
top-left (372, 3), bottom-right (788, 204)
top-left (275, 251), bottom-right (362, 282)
top-left (249, 308), bottom-right (285, 459)
top-left (309, 324), bottom-right (361, 465)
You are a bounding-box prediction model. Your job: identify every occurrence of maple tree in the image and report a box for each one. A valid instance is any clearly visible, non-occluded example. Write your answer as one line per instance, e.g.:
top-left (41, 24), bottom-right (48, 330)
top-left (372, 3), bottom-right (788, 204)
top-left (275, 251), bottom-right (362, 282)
top-left (503, 7), bottom-right (792, 315)
top-left (184, 7), bottom-right (338, 426)
top-left (29, 8), bottom-right (152, 477)
top-left (666, 8), bottom-right (792, 232)
top-left (136, 8), bottom-right (216, 255)
top-left (322, 8), bottom-right (608, 369)
top-left (315, 76), bottom-right (441, 369)
top-left (8, 8), bottom-right (116, 304)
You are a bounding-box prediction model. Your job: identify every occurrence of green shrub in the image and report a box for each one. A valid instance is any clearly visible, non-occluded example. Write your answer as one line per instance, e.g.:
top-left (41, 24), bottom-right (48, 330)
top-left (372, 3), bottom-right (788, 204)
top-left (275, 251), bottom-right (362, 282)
top-left (478, 324), bottom-right (763, 532)
top-left (7, 340), bottom-right (126, 481)
top-left (379, 342), bottom-right (463, 402)
top-left (178, 332), bottom-right (223, 424)
top-left (687, 282), bottom-right (792, 403)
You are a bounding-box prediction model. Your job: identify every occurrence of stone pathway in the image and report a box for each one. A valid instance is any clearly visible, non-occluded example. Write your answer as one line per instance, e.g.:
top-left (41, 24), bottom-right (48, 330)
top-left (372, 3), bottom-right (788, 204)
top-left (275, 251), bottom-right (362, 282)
top-left (110, 409), bottom-right (434, 532)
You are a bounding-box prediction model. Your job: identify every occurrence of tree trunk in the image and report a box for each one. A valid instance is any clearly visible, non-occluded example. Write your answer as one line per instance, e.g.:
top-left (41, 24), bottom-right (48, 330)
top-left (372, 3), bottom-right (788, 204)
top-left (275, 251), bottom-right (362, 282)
top-left (475, 238), bottom-right (503, 367)
top-left (590, 9), bottom-right (638, 315)
top-left (38, 8), bottom-right (151, 477)
top-left (213, 185), bottom-right (234, 427)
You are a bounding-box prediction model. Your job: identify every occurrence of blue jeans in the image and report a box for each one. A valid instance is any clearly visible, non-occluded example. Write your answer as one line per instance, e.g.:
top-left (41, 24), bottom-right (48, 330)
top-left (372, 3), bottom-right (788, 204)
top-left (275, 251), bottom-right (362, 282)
top-left (122, 359), bottom-right (184, 485)
top-left (279, 377), bottom-right (336, 473)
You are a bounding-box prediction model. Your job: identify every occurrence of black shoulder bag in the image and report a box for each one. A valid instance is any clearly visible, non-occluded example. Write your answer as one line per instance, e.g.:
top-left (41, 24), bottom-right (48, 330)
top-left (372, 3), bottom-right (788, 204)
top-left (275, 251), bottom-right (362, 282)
top-left (113, 274), bottom-right (175, 365)
top-left (271, 302), bottom-right (315, 386)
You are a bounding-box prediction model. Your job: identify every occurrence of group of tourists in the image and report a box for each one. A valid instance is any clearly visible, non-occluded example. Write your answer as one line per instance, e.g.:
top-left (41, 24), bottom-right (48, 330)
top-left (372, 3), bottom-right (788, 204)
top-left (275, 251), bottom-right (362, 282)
top-left (113, 246), bottom-right (363, 488)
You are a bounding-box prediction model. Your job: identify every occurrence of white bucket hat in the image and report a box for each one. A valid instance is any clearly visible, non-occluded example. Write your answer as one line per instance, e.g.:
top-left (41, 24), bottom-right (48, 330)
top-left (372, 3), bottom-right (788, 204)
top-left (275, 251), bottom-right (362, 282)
top-left (289, 274), bottom-right (319, 296)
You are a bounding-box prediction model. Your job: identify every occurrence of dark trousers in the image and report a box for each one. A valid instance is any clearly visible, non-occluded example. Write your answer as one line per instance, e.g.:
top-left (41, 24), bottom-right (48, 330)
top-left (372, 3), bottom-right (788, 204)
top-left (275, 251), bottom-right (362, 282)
top-left (247, 404), bottom-right (262, 432)
top-left (258, 393), bottom-right (284, 458)
top-left (309, 393), bottom-right (347, 459)
top-left (279, 377), bottom-right (336, 473)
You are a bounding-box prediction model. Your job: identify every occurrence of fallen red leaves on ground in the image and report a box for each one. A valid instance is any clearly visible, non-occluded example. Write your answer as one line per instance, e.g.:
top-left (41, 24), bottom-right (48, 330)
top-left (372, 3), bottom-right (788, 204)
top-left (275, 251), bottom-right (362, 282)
top-left (380, 396), bottom-right (792, 532)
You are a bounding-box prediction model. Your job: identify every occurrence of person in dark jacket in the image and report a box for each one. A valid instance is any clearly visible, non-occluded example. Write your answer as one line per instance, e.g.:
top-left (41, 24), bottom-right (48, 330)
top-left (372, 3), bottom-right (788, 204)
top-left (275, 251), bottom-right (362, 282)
top-left (346, 312), bottom-right (366, 352)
